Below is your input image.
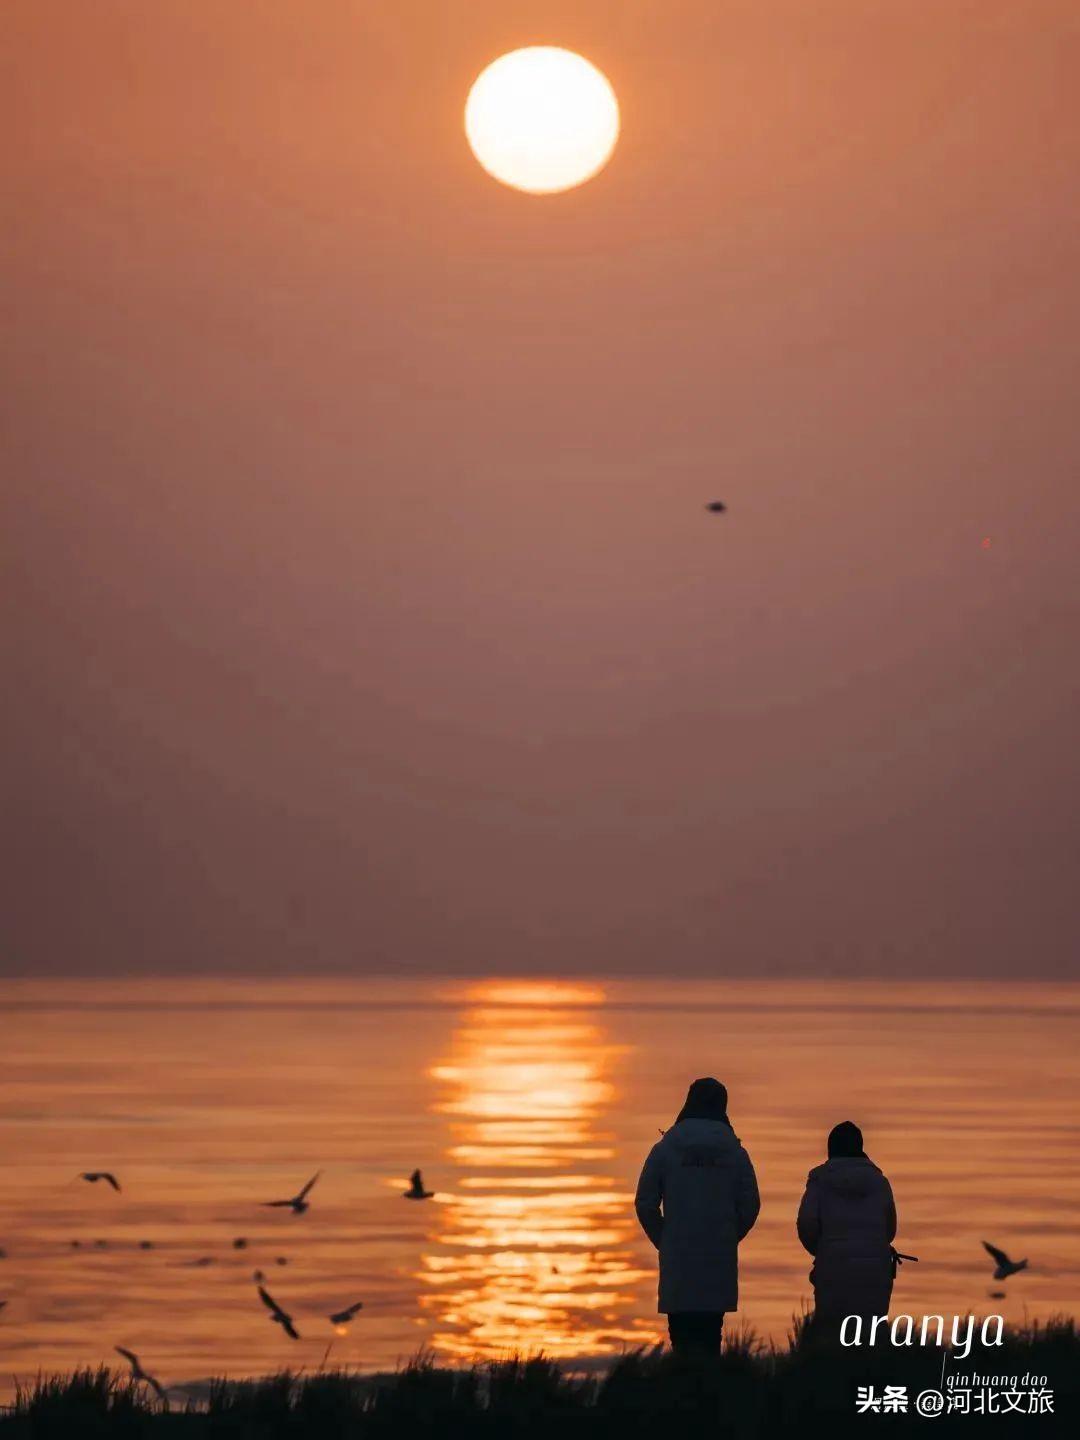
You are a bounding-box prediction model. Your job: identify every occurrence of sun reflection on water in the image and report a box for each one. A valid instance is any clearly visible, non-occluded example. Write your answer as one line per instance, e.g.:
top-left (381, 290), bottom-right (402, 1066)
top-left (421, 981), bottom-right (654, 1359)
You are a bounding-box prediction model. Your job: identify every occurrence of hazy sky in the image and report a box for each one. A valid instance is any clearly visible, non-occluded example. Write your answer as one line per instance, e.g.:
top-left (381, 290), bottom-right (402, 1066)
top-left (4, 2), bottom-right (1078, 978)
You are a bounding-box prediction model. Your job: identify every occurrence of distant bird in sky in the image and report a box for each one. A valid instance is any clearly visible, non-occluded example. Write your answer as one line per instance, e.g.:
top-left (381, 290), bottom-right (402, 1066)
top-left (983, 1241), bottom-right (1028, 1280)
top-left (115, 1347), bottom-right (167, 1402)
top-left (404, 1170), bottom-right (433, 1201)
top-left (263, 1172), bottom-right (321, 1215)
top-left (328, 1301), bottom-right (364, 1325)
top-left (705, 501), bottom-right (727, 514)
top-left (80, 1172), bottom-right (121, 1192)
top-left (258, 1285), bottom-right (300, 1340)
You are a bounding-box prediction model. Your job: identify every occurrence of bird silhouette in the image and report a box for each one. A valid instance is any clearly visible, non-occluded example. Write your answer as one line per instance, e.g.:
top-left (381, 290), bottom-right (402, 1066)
top-left (705, 501), bottom-right (727, 514)
top-left (404, 1169), bottom-right (433, 1200)
top-left (258, 1285), bottom-right (300, 1339)
top-left (982, 1241), bottom-right (1028, 1280)
top-left (329, 1301), bottom-right (364, 1325)
top-left (263, 1172), bottom-right (321, 1215)
top-left (114, 1347), bottom-right (166, 1402)
top-left (80, 1172), bottom-right (121, 1192)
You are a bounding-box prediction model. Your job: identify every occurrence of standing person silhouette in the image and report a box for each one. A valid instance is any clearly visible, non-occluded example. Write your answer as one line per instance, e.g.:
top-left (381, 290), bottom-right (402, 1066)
top-left (634, 1077), bottom-right (760, 1357)
top-left (796, 1121), bottom-right (897, 1343)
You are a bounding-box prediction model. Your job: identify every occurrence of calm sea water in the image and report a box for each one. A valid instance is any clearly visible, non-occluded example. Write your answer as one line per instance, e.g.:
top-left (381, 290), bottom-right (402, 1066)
top-left (1, 978), bottom-right (1077, 1394)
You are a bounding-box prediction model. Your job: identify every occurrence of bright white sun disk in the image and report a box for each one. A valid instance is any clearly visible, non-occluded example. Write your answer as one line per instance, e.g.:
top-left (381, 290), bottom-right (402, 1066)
top-left (465, 48), bottom-right (620, 195)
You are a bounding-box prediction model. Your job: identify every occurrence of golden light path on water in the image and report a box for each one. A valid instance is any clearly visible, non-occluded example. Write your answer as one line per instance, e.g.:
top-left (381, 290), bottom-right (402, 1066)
top-left (0, 977), bottom-right (1078, 1396)
top-left (421, 982), bottom-right (655, 1359)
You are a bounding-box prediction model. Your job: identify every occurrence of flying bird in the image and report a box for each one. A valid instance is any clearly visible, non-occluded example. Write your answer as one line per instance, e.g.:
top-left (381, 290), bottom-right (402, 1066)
top-left (114, 1347), bottom-right (166, 1402)
top-left (258, 1285), bottom-right (300, 1340)
top-left (79, 1172), bottom-right (121, 1192)
top-left (328, 1301), bottom-right (364, 1326)
top-left (982, 1241), bottom-right (1028, 1280)
top-left (263, 1172), bottom-right (321, 1215)
top-left (705, 501), bottom-right (727, 514)
top-left (404, 1170), bottom-right (433, 1201)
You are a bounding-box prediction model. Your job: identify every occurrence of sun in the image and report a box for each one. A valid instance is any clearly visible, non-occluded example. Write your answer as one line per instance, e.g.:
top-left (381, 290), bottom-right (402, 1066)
top-left (464, 48), bottom-right (620, 195)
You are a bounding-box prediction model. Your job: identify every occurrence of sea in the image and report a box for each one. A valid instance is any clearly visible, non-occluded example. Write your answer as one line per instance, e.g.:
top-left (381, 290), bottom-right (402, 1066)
top-left (1, 977), bottom-right (1077, 1394)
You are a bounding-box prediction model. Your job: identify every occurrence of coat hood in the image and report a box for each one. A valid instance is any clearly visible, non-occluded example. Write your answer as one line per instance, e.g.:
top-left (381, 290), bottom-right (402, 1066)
top-left (808, 1156), bottom-right (883, 1198)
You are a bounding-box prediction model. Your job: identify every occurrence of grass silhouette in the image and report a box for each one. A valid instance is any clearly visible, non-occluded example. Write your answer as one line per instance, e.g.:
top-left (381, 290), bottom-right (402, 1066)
top-left (1, 1317), bottom-right (1074, 1436)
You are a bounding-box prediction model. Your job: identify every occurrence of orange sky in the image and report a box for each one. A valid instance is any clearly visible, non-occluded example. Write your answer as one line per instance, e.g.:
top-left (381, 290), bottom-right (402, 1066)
top-left (3, 1), bottom-right (1078, 976)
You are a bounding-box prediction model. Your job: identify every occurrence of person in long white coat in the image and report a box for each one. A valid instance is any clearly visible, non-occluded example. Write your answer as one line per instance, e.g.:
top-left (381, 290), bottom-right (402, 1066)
top-left (634, 1077), bottom-right (761, 1356)
top-left (796, 1121), bottom-right (897, 1342)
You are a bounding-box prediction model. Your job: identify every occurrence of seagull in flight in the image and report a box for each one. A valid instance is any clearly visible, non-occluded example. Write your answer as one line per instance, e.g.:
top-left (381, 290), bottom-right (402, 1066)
top-left (79, 1172), bottom-right (121, 1192)
top-left (258, 1285), bottom-right (300, 1339)
top-left (263, 1172), bottom-right (321, 1215)
top-left (115, 1347), bottom-right (167, 1401)
top-left (329, 1301), bottom-right (364, 1326)
top-left (982, 1241), bottom-right (1028, 1280)
top-left (404, 1170), bottom-right (433, 1200)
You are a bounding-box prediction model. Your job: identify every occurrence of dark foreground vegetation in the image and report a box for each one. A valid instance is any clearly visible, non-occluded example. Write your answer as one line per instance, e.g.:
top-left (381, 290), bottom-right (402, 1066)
top-left (2, 1318), bottom-right (1074, 1438)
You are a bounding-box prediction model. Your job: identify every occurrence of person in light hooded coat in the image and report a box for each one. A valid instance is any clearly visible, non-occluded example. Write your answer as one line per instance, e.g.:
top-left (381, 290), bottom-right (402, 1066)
top-left (796, 1121), bottom-right (897, 1340)
top-left (635, 1078), bottom-right (760, 1356)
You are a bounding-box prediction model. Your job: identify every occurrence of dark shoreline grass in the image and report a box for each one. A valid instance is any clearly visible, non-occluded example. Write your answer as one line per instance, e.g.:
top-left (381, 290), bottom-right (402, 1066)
top-left (2, 1317), bottom-right (1075, 1437)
